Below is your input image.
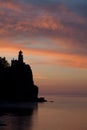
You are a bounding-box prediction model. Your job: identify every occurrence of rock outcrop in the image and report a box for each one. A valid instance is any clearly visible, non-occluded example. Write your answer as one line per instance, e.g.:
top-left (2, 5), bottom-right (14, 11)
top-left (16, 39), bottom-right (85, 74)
top-left (0, 51), bottom-right (38, 102)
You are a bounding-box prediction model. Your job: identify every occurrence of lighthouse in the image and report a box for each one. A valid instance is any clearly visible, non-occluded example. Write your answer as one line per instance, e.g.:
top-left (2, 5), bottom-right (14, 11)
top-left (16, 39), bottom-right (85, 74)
top-left (18, 50), bottom-right (23, 63)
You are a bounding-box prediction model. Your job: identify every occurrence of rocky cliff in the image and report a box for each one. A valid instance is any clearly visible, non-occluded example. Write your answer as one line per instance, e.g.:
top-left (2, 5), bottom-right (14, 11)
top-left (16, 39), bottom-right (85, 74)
top-left (0, 51), bottom-right (38, 102)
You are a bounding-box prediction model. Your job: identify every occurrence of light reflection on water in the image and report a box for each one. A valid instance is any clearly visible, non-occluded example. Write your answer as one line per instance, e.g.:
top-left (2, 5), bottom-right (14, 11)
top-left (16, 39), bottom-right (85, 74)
top-left (0, 96), bottom-right (87, 130)
top-left (0, 103), bottom-right (38, 130)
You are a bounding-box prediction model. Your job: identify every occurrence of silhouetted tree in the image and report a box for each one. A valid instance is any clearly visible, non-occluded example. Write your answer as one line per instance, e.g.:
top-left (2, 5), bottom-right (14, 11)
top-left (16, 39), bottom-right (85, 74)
top-left (0, 57), bottom-right (10, 69)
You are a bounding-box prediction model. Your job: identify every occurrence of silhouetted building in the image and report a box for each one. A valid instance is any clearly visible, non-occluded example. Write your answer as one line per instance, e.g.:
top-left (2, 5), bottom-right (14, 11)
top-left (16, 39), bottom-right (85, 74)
top-left (18, 50), bottom-right (23, 63)
top-left (11, 50), bottom-right (24, 66)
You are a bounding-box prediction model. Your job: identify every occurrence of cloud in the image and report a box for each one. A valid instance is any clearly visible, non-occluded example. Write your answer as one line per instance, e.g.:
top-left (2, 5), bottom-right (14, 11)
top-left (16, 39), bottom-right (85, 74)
top-left (0, 0), bottom-right (87, 69)
top-left (0, 0), bottom-right (23, 12)
top-left (0, 0), bottom-right (86, 46)
top-left (0, 39), bottom-right (87, 69)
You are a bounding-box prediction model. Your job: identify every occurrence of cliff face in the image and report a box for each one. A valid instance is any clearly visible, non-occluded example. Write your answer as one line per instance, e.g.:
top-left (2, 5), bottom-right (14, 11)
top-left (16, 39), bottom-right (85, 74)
top-left (0, 51), bottom-right (38, 102)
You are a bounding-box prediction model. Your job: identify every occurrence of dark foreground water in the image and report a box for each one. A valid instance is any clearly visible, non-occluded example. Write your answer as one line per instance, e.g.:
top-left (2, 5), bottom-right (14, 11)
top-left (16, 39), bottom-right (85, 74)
top-left (0, 96), bottom-right (87, 130)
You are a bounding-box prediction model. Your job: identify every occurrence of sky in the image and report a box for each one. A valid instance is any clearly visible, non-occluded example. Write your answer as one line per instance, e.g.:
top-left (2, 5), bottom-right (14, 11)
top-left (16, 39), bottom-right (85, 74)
top-left (0, 0), bottom-right (87, 95)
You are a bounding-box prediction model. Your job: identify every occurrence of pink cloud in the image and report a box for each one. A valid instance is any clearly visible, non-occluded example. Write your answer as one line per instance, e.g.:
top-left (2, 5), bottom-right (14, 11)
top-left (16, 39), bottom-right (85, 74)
top-left (0, 0), bottom-right (87, 70)
top-left (0, 40), bottom-right (87, 69)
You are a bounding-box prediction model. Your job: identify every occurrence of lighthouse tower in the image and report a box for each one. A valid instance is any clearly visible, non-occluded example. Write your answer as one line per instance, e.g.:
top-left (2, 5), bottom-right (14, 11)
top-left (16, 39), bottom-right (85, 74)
top-left (18, 50), bottom-right (23, 63)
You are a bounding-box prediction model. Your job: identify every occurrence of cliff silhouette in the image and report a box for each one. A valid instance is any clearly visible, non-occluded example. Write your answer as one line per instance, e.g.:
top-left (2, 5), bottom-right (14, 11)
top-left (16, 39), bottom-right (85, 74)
top-left (0, 51), bottom-right (46, 102)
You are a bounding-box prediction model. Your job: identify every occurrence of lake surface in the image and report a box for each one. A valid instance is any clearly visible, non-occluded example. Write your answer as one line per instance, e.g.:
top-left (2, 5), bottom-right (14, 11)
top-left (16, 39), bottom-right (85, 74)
top-left (0, 95), bottom-right (87, 130)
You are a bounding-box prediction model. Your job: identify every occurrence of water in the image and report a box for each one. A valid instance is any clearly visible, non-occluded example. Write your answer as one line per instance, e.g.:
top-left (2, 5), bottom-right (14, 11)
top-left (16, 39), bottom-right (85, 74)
top-left (0, 96), bottom-right (87, 130)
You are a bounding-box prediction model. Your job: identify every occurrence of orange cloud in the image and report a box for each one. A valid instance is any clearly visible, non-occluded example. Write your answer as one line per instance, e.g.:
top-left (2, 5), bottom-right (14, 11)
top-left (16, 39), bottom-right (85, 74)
top-left (0, 0), bottom-right (23, 12)
top-left (0, 0), bottom-right (86, 51)
top-left (0, 40), bottom-right (87, 69)
top-left (0, 0), bottom-right (87, 70)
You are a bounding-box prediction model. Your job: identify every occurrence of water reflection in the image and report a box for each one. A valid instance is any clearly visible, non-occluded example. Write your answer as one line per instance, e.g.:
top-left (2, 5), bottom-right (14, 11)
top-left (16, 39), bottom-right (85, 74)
top-left (0, 97), bottom-right (87, 130)
top-left (0, 103), bottom-right (38, 130)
